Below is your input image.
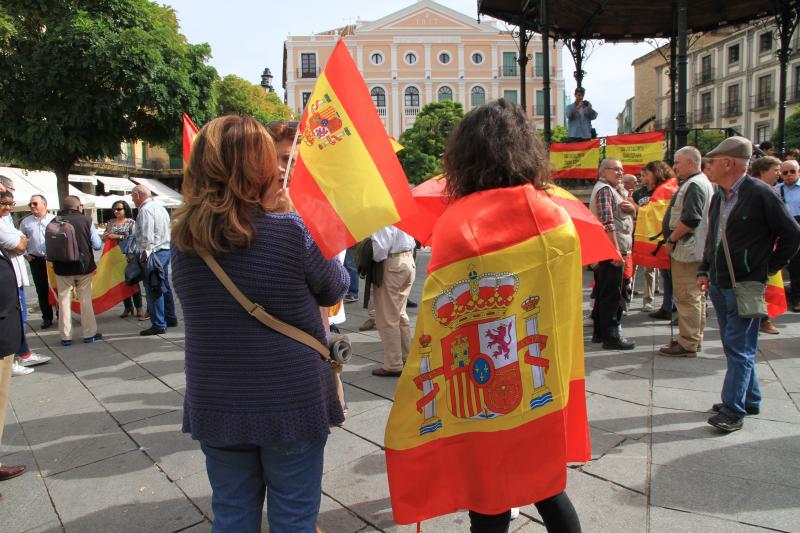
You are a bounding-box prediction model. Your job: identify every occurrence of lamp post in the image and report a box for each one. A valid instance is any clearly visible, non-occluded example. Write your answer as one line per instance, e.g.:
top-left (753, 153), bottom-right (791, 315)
top-left (260, 67), bottom-right (274, 93)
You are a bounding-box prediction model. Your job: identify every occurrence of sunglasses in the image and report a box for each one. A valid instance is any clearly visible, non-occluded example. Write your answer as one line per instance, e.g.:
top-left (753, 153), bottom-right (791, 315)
top-left (29, 202), bottom-right (39, 207)
top-left (782, 169), bottom-right (797, 175)
top-left (113, 207), bottom-right (124, 211)
top-left (0, 201), bottom-right (15, 207)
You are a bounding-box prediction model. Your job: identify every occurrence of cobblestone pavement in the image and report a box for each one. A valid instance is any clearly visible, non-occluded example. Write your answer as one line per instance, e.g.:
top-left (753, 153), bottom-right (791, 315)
top-left (2, 250), bottom-right (799, 532)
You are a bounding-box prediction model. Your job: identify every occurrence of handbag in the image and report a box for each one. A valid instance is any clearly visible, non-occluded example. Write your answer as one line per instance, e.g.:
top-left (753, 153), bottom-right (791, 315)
top-left (197, 250), bottom-right (350, 407)
top-left (719, 219), bottom-right (768, 318)
top-left (124, 256), bottom-right (144, 286)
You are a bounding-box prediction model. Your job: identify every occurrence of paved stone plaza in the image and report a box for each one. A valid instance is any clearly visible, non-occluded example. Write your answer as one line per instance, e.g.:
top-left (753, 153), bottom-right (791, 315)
top-left (1, 250), bottom-right (799, 532)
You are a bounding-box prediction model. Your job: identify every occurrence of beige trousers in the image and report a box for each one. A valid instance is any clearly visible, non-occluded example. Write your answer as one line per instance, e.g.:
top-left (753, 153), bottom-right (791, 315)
top-left (642, 267), bottom-right (658, 305)
top-left (0, 356), bottom-right (13, 444)
top-left (56, 273), bottom-right (97, 341)
top-left (374, 252), bottom-right (416, 372)
top-left (672, 259), bottom-right (705, 351)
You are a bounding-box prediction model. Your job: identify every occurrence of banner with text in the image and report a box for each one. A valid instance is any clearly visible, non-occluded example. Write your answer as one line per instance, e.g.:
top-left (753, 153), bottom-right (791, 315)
top-left (605, 132), bottom-right (666, 175)
top-left (549, 139), bottom-right (601, 179)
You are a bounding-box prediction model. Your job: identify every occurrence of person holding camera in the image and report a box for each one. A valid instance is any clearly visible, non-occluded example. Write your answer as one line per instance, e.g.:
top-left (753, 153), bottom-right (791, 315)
top-left (171, 115), bottom-right (348, 532)
top-left (565, 87), bottom-right (597, 142)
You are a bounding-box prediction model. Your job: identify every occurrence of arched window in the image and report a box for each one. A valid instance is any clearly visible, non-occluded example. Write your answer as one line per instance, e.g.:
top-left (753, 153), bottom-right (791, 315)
top-left (470, 86), bottom-right (486, 108)
top-left (405, 86), bottom-right (420, 107)
top-left (371, 87), bottom-right (386, 108)
top-left (437, 86), bottom-right (453, 101)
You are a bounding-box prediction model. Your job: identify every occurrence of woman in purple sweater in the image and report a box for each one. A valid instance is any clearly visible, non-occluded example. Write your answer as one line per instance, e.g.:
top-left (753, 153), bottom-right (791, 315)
top-left (171, 115), bottom-right (348, 533)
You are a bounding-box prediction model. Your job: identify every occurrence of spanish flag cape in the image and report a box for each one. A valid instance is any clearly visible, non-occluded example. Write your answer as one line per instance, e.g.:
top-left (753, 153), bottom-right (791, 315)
top-left (766, 272), bottom-right (788, 318)
top-left (632, 178), bottom-right (679, 269)
top-left (48, 240), bottom-right (139, 314)
top-left (385, 184), bottom-right (591, 524)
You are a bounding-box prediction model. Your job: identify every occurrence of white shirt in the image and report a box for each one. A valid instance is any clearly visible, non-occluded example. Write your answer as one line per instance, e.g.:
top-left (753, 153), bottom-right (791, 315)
top-left (19, 212), bottom-right (55, 258)
top-left (371, 225), bottom-right (416, 262)
top-left (134, 198), bottom-right (171, 255)
top-left (0, 216), bottom-right (29, 287)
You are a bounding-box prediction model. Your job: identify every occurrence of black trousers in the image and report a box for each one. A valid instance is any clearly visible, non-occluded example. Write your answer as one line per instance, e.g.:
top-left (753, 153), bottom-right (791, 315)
top-left (28, 256), bottom-right (53, 322)
top-left (469, 491), bottom-right (581, 533)
top-left (591, 259), bottom-right (624, 341)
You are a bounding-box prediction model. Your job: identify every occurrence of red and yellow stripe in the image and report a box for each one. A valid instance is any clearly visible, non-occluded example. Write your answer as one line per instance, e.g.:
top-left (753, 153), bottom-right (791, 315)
top-left (291, 40), bottom-right (417, 258)
top-left (549, 139), bottom-right (601, 179)
top-left (386, 185), bottom-right (590, 524)
top-left (766, 271), bottom-right (787, 318)
top-left (632, 178), bottom-right (679, 269)
top-left (605, 132), bottom-right (665, 175)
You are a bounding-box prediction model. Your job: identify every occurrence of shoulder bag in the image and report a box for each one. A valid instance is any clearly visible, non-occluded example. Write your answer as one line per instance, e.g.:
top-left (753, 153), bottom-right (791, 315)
top-left (719, 219), bottom-right (768, 319)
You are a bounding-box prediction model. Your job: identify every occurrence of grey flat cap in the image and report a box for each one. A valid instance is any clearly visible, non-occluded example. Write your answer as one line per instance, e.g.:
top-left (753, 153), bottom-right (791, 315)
top-left (706, 136), bottom-right (753, 159)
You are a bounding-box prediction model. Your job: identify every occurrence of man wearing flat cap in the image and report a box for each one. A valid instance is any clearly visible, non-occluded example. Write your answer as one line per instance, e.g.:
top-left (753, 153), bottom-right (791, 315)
top-left (565, 87), bottom-right (597, 142)
top-left (699, 136), bottom-right (800, 432)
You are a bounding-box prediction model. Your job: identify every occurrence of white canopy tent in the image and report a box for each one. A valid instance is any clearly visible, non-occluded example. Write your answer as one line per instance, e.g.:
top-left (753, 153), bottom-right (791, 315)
top-left (96, 175), bottom-right (135, 193)
top-left (130, 177), bottom-right (183, 207)
top-left (0, 167), bottom-right (60, 211)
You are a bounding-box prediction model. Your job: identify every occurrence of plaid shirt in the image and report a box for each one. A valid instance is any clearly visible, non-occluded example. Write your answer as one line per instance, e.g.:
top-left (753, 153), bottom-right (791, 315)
top-left (595, 179), bottom-right (616, 232)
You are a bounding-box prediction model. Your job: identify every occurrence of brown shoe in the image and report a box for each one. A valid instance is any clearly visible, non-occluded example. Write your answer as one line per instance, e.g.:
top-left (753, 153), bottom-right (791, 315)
top-left (0, 464), bottom-right (26, 481)
top-left (760, 319), bottom-right (780, 335)
top-left (658, 343), bottom-right (697, 358)
top-left (372, 367), bottom-right (402, 377)
top-left (359, 318), bottom-right (375, 331)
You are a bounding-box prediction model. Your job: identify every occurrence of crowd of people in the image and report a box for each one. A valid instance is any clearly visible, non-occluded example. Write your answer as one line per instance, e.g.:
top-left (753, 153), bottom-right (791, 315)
top-left (2, 100), bottom-right (800, 530)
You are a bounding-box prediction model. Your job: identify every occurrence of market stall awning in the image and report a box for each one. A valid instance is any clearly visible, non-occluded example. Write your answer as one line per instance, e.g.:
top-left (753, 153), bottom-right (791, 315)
top-left (130, 177), bottom-right (183, 206)
top-left (69, 174), bottom-right (97, 185)
top-left (0, 167), bottom-right (60, 211)
top-left (96, 175), bottom-right (135, 193)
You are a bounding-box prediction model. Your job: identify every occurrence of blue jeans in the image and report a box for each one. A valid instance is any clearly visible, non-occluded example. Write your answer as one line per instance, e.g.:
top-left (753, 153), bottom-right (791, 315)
top-left (658, 269), bottom-right (676, 313)
top-left (343, 247), bottom-right (359, 297)
top-left (16, 287), bottom-right (30, 356)
top-left (144, 250), bottom-right (176, 330)
top-left (201, 436), bottom-right (327, 533)
top-left (709, 284), bottom-right (761, 418)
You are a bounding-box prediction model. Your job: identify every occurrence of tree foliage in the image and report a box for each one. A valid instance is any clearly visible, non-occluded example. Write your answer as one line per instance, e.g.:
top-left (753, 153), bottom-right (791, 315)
top-left (0, 0), bottom-right (218, 199)
top-left (215, 74), bottom-right (291, 125)
top-left (686, 129), bottom-right (727, 155)
top-left (773, 110), bottom-right (800, 151)
top-left (397, 100), bottom-right (464, 185)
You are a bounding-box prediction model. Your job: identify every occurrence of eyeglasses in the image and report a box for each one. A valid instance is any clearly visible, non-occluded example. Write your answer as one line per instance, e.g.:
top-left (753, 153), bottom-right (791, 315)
top-left (29, 202), bottom-right (39, 207)
top-left (0, 201), bottom-right (15, 207)
top-left (782, 169), bottom-right (797, 175)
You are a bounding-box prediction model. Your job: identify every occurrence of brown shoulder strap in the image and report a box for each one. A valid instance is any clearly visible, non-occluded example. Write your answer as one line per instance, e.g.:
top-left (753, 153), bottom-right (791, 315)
top-left (197, 249), bottom-right (330, 359)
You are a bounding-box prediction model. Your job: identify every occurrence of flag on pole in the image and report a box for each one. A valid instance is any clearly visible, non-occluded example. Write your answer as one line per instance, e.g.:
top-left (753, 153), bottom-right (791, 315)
top-left (290, 39), bottom-right (417, 259)
top-left (549, 139), bottom-right (602, 179)
top-left (182, 113), bottom-right (199, 164)
top-left (385, 184), bottom-right (591, 525)
top-left (766, 272), bottom-right (788, 318)
top-left (48, 240), bottom-right (139, 314)
top-left (605, 132), bottom-right (666, 175)
top-left (631, 178), bottom-right (679, 269)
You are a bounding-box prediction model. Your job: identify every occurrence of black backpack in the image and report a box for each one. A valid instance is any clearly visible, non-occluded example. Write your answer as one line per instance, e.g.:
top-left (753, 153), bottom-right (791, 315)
top-left (45, 217), bottom-right (80, 262)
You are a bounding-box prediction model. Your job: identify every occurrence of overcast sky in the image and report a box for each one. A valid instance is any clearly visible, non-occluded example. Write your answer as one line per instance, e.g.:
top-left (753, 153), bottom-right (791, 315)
top-left (165, 0), bottom-right (657, 136)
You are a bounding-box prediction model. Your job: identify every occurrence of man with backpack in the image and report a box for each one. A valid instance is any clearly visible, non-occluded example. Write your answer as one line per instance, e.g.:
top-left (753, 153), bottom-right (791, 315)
top-left (49, 195), bottom-right (102, 346)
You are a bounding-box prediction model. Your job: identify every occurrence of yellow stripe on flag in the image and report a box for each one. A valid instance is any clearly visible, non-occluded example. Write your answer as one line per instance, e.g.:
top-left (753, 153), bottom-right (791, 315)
top-left (300, 73), bottom-right (400, 239)
top-left (550, 147), bottom-right (601, 174)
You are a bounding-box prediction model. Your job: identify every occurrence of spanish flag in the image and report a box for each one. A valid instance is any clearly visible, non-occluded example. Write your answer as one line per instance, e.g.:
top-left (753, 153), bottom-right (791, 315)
top-left (182, 113), bottom-right (199, 165)
top-left (766, 272), bottom-right (788, 318)
top-left (291, 40), bottom-right (417, 258)
top-left (385, 184), bottom-right (590, 524)
top-left (606, 132), bottom-right (665, 175)
top-left (632, 178), bottom-right (679, 269)
top-left (48, 240), bottom-right (139, 314)
top-left (549, 139), bottom-right (601, 179)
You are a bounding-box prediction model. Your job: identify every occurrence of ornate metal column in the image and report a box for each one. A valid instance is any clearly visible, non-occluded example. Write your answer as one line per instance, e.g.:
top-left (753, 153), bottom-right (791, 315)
top-left (675, 0), bottom-right (689, 150)
top-left (540, 0), bottom-right (552, 143)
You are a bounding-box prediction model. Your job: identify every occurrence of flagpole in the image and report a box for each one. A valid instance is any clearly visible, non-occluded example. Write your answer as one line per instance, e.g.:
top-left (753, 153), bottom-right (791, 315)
top-left (283, 126), bottom-right (301, 189)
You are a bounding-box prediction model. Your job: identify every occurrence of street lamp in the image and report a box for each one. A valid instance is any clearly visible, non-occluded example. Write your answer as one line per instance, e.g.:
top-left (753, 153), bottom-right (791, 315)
top-left (260, 67), bottom-right (274, 93)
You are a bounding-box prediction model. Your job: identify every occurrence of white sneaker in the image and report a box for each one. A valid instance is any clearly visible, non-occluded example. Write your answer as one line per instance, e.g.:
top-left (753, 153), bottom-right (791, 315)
top-left (510, 507), bottom-right (520, 520)
top-left (12, 361), bottom-right (34, 376)
top-left (18, 353), bottom-right (51, 367)
top-left (642, 303), bottom-right (654, 312)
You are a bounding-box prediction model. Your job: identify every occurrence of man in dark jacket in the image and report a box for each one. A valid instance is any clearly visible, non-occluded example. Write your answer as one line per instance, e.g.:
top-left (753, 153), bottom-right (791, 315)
top-left (0, 249), bottom-right (28, 491)
top-left (698, 137), bottom-right (800, 432)
top-left (53, 195), bottom-right (102, 346)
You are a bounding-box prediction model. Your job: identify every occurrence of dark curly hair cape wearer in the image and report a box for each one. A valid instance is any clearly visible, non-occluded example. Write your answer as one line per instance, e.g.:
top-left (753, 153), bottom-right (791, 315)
top-left (641, 160), bottom-right (675, 189)
top-left (443, 98), bottom-right (550, 200)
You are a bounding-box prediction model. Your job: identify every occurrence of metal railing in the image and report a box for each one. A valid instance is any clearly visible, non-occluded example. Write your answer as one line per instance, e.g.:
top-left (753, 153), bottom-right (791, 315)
top-left (376, 107), bottom-right (387, 117)
top-left (695, 107), bottom-right (714, 123)
top-left (751, 94), bottom-right (775, 111)
top-left (296, 67), bottom-right (320, 79)
top-left (498, 66), bottom-right (518, 78)
top-left (404, 106), bottom-right (421, 117)
top-left (695, 68), bottom-right (714, 86)
top-left (719, 101), bottom-right (742, 118)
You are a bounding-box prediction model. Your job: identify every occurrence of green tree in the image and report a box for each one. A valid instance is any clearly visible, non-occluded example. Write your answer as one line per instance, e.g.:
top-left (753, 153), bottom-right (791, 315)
top-left (215, 74), bottom-right (291, 124)
top-left (0, 0), bottom-right (218, 200)
top-left (772, 110), bottom-right (800, 151)
top-left (686, 129), bottom-right (727, 155)
top-left (541, 124), bottom-right (568, 143)
top-left (397, 100), bottom-right (464, 185)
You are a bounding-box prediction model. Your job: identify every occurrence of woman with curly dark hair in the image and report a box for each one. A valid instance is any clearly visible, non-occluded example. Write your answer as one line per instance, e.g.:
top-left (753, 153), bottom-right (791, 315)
top-left (104, 200), bottom-right (145, 319)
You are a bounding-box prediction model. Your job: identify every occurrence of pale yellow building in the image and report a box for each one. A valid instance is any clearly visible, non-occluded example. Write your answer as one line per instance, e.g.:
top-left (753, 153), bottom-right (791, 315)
top-left (282, 0), bottom-right (564, 138)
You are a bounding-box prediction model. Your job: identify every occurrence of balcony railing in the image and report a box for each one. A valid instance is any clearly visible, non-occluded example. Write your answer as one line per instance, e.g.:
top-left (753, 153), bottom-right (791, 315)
top-left (376, 106), bottom-right (387, 117)
top-left (751, 94), bottom-right (775, 111)
top-left (498, 66), bottom-right (518, 78)
top-left (404, 106), bottom-right (420, 117)
top-left (719, 101), bottom-right (742, 117)
top-left (296, 67), bottom-right (320, 79)
top-left (789, 85), bottom-right (800, 104)
top-left (695, 68), bottom-right (714, 86)
top-left (695, 107), bottom-right (714, 123)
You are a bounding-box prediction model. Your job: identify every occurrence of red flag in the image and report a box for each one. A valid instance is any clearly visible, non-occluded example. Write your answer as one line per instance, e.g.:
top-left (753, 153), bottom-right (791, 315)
top-left (182, 113), bottom-right (199, 164)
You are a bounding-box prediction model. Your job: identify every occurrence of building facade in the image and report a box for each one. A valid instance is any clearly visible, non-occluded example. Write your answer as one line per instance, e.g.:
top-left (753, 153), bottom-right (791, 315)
top-left (631, 21), bottom-right (800, 144)
top-left (282, 0), bottom-right (564, 138)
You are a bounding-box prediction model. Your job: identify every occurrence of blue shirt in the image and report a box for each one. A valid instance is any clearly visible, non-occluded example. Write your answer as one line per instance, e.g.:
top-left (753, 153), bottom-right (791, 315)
top-left (566, 101), bottom-right (598, 139)
top-left (19, 213), bottom-right (55, 258)
top-left (776, 181), bottom-right (800, 217)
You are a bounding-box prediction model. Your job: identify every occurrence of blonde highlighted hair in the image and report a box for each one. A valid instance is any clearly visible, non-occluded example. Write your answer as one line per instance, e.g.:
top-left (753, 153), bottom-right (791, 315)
top-left (172, 115), bottom-right (278, 254)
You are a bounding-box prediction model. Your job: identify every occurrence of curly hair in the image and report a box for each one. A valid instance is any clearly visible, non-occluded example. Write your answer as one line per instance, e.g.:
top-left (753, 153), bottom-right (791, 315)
top-left (172, 115), bottom-right (277, 254)
top-left (641, 160), bottom-right (675, 188)
top-left (443, 99), bottom-right (549, 199)
top-left (111, 200), bottom-right (133, 219)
